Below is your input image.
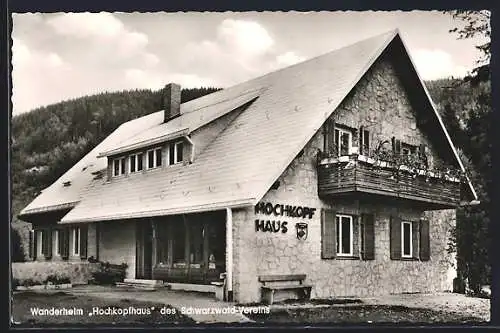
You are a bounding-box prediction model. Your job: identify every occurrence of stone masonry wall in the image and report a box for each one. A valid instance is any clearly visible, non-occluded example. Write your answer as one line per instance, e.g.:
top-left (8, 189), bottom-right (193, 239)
top-left (232, 58), bottom-right (456, 303)
top-left (98, 220), bottom-right (136, 279)
top-left (331, 55), bottom-right (442, 168)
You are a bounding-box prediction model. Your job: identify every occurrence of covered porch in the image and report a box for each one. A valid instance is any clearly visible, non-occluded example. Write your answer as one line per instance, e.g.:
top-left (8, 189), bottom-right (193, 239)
top-left (135, 209), bottom-right (231, 288)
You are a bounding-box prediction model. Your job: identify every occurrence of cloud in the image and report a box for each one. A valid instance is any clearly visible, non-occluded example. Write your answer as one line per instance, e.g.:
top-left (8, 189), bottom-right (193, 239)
top-left (274, 51), bottom-right (306, 68)
top-left (412, 49), bottom-right (470, 80)
top-left (46, 13), bottom-right (155, 66)
top-left (178, 19), bottom-right (303, 87)
top-left (11, 38), bottom-right (73, 114)
top-left (46, 12), bottom-right (124, 39)
top-left (11, 37), bottom-right (31, 66)
top-left (217, 19), bottom-right (275, 57)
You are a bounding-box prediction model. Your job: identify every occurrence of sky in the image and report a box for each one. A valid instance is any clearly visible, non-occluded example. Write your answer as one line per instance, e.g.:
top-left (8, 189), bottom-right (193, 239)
top-left (11, 11), bottom-right (489, 115)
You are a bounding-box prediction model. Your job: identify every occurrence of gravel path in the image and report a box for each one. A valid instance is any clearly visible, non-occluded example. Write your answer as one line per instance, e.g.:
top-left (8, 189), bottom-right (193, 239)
top-left (360, 292), bottom-right (490, 321)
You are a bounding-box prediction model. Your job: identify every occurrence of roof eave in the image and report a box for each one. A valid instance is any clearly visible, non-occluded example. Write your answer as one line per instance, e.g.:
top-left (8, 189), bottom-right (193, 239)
top-left (59, 198), bottom-right (256, 224)
top-left (98, 127), bottom-right (190, 158)
top-left (18, 201), bottom-right (79, 221)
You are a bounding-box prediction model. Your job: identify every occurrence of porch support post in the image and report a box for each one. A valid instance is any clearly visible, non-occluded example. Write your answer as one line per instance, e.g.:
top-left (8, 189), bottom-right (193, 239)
top-left (151, 218), bottom-right (157, 276)
top-left (225, 207), bottom-right (233, 302)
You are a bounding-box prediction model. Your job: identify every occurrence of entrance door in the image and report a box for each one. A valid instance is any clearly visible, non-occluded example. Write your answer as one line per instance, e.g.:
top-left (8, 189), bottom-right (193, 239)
top-left (136, 221), bottom-right (153, 279)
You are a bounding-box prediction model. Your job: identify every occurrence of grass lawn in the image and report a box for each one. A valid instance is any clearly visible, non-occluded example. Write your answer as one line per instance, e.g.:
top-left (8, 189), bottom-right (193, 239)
top-left (11, 291), bottom-right (195, 327)
top-left (247, 304), bottom-right (486, 324)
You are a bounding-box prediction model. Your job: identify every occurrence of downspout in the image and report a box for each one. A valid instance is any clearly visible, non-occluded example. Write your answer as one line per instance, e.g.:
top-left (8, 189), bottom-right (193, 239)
top-left (184, 135), bottom-right (195, 163)
top-left (225, 207), bottom-right (233, 302)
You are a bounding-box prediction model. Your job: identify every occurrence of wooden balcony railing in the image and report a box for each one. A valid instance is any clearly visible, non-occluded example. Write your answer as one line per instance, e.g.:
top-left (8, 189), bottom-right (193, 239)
top-left (317, 154), bottom-right (462, 208)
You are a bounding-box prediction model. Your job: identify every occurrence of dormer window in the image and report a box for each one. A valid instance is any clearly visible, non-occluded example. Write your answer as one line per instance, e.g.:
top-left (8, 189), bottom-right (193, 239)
top-left (129, 153), bottom-right (144, 173)
top-left (169, 141), bottom-right (184, 165)
top-left (113, 157), bottom-right (126, 176)
top-left (147, 148), bottom-right (162, 170)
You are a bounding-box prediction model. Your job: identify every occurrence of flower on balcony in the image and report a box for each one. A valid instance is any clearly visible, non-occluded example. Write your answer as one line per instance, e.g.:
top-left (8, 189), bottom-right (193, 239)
top-left (318, 138), bottom-right (466, 184)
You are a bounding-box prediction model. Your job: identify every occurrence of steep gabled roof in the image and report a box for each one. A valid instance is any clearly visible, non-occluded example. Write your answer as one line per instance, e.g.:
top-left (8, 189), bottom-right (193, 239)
top-left (19, 29), bottom-right (477, 223)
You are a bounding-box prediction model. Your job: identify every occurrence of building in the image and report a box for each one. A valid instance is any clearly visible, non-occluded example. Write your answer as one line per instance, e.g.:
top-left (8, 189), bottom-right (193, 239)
top-left (18, 30), bottom-right (478, 303)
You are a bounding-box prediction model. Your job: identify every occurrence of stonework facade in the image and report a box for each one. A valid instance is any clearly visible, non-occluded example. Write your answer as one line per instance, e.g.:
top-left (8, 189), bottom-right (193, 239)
top-left (231, 57), bottom-right (456, 303)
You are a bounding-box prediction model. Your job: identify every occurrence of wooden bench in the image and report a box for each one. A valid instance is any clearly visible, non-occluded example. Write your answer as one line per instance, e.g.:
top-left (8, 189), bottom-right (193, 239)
top-left (258, 274), bottom-right (312, 305)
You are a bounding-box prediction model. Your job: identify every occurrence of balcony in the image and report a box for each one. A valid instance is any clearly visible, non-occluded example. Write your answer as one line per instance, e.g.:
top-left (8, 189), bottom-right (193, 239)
top-left (317, 154), bottom-right (463, 209)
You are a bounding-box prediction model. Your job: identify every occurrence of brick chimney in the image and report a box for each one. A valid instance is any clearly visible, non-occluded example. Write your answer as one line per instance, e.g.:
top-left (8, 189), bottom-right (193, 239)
top-left (163, 83), bottom-right (181, 122)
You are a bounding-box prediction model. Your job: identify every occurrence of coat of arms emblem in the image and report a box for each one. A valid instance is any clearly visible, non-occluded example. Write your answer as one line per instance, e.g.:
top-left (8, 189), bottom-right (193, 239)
top-left (296, 222), bottom-right (308, 240)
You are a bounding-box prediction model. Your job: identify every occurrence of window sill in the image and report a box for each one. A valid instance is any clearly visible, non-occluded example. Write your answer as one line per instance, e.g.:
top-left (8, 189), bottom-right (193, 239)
top-left (395, 257), bottom-right (420, 261)
top-left (334, 255), bottom-right (360, 260)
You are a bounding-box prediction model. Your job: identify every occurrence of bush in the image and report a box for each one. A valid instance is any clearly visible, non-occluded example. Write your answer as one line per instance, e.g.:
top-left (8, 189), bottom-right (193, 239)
top-left (21, 278), bottom-right (37, 287)
top-left (91, 261), bottom-right (128, 285)
top-left (45, 274), bottom-right (71, 285)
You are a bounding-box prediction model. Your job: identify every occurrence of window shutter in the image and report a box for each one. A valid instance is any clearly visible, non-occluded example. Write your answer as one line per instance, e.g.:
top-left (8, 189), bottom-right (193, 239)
top-left (419, 144), bottom-right (429, 168)
top-left (326, 120), bottom-right (335, 155)
top-left (80, 225), bottom-right (88, 259)
top-left (33, 230), bottom-right (38, 260)
top-left (390, 216), bottom-right (402, 260)
top-left (364, 129), bottom-right (370, 155)
top-left (361, 213), bottom-right (375, 260)
top-left (43, 228), bottom-right (52, 258)
top-left (58, 228), bottom-right (63, 258)
top-left (321, 209), bottom-right (336, 259)
top-left (392, 137), bottom-right (402, 155)
top-left (359, 126), bottom-right (364, 155)
top-left (418, 144), bottom-right (426, 156)
top-left (41, 229), bottom-right (47, 256)
top-left (29, 230), bottom-right (34, 260)
top-left (412, 221), bottom-right (420, 260)
top-left (352, 216), bottom-right (360, 257)
top-left (47, 228), bottom-right (53, 258)
top-left (419, 218), bottom-right (430, 261)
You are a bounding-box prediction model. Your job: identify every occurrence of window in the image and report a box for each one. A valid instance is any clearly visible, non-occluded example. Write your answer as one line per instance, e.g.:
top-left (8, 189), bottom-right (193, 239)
top-left (130, 155), bottom-right (136, 173)
top-left (129, 153), bottom-right (144, 173)
top-left (401, 222), bottom-right (412, 258)
top-left (147, 150), bottom-right (155, 169)
top-left (53, 230), bottom-right (60, 256)
top-left (174, 142), bottom-right (183, 164)
top-left (334, 128), bottom-right (352, 156)
top-left (137, 153), bottom-right (143, 171)
top-left (169, 141), bottom-right (184, 165)
top-left (37, 230), bottom-right (43, 257)
top-left (120, 158), bottom-right (126, 174)
top-left (113, 157), bottom-right (126, 176)
top-left (147, 148), bottom-right (162, 169)
top-left (336, 215), bottom-right (353, 256)
top-left (359, 126), bottom-right (370, 155)
top-left (155, 148), bottom-right (162, 167)
top-left (73, 227), bottom-right (80, 256)
top-left (113, 159), bottom-right (120, 176)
